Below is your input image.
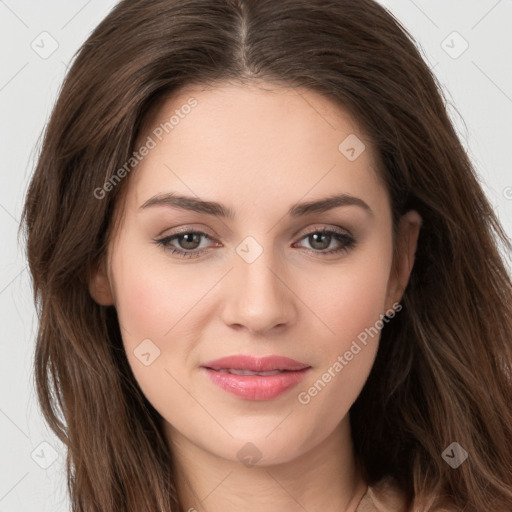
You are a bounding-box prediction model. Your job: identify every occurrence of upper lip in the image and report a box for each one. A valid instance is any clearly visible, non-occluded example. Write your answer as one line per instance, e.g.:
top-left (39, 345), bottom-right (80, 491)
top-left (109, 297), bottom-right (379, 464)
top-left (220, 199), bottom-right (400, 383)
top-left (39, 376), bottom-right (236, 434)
top-left (201, 355), bottom-right (311, 372)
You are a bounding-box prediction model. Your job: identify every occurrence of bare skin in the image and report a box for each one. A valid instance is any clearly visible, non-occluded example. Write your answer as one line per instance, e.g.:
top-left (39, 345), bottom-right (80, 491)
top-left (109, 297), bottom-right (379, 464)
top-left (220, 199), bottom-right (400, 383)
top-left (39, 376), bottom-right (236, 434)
top-left (89, 81), bottom-right (421, 512)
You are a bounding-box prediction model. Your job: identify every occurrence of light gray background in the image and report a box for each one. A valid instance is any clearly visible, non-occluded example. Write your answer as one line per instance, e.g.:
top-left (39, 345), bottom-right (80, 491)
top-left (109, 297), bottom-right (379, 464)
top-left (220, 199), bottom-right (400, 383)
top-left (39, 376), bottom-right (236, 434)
top-left (1, 1), bottom-right (511, 510)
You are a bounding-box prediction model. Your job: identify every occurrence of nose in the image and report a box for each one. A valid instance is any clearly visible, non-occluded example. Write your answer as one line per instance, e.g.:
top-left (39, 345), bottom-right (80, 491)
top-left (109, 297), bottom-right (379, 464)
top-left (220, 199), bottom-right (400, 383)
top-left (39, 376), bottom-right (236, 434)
top-left (220, 246), bottom-right (297, 336)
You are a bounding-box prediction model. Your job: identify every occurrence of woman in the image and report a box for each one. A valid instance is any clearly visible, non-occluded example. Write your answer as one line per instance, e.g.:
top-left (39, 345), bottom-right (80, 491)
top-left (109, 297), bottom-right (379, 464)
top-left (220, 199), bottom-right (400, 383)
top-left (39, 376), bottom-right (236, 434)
top-left (21, 0), bottom-right (512, 511)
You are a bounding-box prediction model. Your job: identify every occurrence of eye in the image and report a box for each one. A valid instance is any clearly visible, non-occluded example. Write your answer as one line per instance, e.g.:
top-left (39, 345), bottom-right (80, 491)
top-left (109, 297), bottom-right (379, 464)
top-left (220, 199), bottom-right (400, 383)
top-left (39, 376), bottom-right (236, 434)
top-left (154, 230), bottom-right (218, 259)
top-left (155, 226), bottom-right (356, 259)
top-left (294, 227), bottom-right (356, 255)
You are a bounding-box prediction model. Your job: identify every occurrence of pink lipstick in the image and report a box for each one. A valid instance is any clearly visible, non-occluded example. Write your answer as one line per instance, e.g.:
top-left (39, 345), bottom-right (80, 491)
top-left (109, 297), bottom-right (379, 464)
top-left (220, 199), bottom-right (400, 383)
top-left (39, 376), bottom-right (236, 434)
top-left (201, 355), bottom-right (311, 400)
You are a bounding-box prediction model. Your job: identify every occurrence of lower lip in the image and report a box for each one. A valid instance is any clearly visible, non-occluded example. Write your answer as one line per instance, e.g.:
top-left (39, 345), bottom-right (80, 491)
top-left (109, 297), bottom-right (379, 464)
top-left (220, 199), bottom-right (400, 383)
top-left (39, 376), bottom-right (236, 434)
top-left (202, 367), bottom-right (310, 400)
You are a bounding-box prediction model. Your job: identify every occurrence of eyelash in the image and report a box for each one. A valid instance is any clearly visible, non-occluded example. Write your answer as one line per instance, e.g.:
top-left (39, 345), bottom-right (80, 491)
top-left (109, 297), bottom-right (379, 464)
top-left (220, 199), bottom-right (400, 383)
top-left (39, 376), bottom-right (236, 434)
top-left (154, 227), bottom-right (356, 259)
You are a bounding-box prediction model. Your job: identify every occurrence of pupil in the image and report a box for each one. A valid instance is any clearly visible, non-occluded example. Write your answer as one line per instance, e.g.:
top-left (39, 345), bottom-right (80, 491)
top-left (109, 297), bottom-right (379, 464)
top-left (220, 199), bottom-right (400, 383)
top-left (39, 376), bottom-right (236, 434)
top-left (310, 233), bottom-right (330, 250)
top-left (180, 233), bottom-right (200, 249)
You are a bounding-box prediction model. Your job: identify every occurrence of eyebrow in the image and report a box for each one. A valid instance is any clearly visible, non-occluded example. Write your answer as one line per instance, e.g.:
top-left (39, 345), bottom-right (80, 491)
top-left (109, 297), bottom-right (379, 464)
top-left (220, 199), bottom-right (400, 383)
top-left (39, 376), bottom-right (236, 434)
top-left (140, 192), bottom-right (373, 218)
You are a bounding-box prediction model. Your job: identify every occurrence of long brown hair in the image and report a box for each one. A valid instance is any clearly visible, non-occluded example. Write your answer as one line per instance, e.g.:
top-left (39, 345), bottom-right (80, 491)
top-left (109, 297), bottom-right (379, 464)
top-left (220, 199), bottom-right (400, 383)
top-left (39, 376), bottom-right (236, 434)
top-left (21, 0), bottom-right (512, 510)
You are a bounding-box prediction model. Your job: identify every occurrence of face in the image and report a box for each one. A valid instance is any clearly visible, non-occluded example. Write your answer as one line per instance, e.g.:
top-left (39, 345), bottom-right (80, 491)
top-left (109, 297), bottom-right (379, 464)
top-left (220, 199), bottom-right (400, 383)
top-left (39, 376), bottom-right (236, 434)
top-left (90, 82), bottom-right (420, 466)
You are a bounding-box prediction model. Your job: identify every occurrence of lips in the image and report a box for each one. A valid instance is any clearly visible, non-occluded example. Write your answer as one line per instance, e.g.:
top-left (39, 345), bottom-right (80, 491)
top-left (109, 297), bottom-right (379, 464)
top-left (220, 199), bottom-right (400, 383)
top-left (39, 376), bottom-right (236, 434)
top-left (201, 355), bottom-right (311, 400)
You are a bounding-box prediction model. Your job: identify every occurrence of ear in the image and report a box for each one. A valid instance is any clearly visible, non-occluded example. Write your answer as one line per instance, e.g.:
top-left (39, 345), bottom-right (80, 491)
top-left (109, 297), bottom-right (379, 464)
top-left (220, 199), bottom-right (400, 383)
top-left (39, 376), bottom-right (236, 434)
top-left (385, 209), bottom-right (422, 309)
top-left (88, 258), bottom-right (114, 306)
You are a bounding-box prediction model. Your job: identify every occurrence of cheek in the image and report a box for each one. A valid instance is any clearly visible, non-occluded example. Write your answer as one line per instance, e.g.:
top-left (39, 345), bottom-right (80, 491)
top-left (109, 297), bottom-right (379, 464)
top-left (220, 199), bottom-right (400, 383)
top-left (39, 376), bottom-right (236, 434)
top-left (112, 271), bottom-right (171, 360)
top-left (108, 240), bottom-right (209, 413)
top-left (109, 234), bottom-right (232, 402)
top-left (300, 243), bottom-right (393, 351)
top-left (110, 237), bottom-right (209, 345)
top-left (291, 240), bottom-right (393, 423)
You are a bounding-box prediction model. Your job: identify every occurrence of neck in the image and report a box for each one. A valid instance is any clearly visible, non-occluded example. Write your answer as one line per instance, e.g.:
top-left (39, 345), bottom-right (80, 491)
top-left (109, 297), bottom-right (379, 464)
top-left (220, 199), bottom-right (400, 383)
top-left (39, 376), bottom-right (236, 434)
top-left (164, 415), bottom-right (367, 512)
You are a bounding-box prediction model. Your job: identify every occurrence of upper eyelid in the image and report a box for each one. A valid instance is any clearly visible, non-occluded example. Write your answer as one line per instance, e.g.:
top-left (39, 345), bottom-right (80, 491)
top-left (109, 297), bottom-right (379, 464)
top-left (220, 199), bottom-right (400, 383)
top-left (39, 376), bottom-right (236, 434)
top-left (299, 224), bottom-right (352, 237)
top-left (159, 225), bottom-right (350, 240)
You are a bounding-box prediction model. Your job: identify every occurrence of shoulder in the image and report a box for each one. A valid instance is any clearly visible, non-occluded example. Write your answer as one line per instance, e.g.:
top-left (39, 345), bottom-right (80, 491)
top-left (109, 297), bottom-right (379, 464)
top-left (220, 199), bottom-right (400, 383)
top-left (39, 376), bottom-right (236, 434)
top-left (357, 477), bottom-right (455, 512)
top-left (357, 477), bottom-right (408, 512)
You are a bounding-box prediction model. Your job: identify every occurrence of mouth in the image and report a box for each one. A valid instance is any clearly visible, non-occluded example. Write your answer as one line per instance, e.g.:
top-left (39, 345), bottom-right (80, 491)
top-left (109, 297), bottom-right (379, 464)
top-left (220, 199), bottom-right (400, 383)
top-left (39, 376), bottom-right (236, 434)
top-left (200, 355), bottom-right (311, 400)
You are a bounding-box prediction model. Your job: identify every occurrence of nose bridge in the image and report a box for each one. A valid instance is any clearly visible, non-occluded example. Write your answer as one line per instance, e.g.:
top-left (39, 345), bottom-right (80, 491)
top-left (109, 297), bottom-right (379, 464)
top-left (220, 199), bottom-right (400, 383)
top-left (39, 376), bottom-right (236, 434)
top-left (221, 236), bottom-right (296, 334)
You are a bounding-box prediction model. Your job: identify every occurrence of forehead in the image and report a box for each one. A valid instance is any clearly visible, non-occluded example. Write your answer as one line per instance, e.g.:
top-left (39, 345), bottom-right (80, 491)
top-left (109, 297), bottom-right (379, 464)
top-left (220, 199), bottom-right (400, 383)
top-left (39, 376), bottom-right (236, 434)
top-left (124, 81), bottom-right (387, 216)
